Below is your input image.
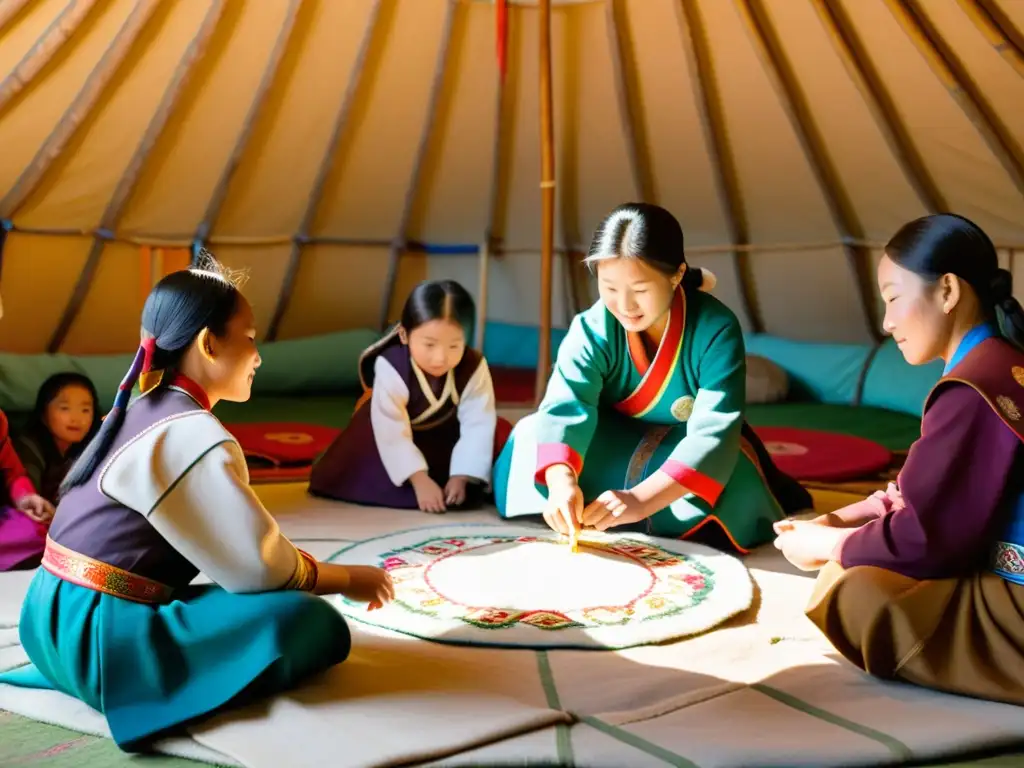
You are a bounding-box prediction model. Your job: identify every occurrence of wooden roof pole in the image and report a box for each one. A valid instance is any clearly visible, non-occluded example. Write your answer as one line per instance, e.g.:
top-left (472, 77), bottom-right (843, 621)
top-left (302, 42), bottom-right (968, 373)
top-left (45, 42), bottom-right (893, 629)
top-left (536, 0), bottom-right (555, 404)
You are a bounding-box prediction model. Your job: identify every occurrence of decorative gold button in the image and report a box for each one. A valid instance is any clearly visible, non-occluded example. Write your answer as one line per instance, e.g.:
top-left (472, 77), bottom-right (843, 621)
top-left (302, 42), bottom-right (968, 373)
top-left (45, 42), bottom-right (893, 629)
top-left (670, 396), bottom-right (695, 422)
top-left (997, 395), bottom-right (1021, 421)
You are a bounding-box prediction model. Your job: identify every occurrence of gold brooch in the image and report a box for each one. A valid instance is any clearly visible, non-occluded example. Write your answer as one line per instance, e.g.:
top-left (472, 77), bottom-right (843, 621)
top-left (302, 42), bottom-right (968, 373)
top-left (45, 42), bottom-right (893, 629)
top-left (997, 395), bottom-right (1021, 421)
top-left (670, 396), bottom-right (695, 422)
top-left (1013, 366), bottom-right (1024, 388)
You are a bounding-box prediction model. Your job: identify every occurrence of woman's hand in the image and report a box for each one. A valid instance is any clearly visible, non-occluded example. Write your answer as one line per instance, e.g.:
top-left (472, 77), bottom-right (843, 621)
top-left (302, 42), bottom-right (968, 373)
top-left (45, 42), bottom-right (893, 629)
top-left (772, 514), bottom-right (834, 535)
top-left (543, 465), bottom-right (583, 536)
top-left (17, 494), bottom-right (54, 524)
top-left (773, 525), bottom-right (848, 571)
top-left (581, 489), bottom-right (650, 531)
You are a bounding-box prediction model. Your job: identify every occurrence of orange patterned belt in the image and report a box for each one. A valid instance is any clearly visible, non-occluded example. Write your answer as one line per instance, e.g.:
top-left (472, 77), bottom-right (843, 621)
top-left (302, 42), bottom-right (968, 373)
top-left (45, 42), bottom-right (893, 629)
top-left (42, 537), bottom-right (174, 605)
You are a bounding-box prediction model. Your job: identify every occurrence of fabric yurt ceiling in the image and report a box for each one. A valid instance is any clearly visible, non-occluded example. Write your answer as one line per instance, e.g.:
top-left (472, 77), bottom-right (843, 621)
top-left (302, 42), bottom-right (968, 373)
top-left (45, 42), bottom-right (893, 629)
top-left (0, 0), bottom-right (1021, 357)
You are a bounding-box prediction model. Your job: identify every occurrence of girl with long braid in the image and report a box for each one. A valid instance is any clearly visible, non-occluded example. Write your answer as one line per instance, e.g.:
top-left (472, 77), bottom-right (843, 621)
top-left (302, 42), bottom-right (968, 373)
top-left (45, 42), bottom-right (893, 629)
top-left (0, 258), bottom-right (393, 752)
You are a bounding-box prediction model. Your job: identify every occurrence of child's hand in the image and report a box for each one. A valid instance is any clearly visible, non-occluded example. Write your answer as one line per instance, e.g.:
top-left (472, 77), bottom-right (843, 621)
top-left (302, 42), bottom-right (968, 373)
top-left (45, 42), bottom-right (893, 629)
top-left (410, 472), bottom-right (446, 513)
top-left (17, 494), bottom-right (53, 524)
top-left (444, 476), bottom-right (468, 506)
top-left (340, 566), bottom-right (395, 611)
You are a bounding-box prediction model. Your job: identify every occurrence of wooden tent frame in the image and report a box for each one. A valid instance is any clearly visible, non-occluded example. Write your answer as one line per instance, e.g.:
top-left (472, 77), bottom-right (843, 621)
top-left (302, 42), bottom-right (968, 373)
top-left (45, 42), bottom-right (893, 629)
top-left (0, 0), bottom-right (1021, 395)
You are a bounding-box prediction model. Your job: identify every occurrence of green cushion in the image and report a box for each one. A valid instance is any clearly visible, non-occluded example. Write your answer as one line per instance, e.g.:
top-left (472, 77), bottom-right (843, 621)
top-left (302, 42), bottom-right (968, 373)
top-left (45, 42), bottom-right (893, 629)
top-left (746, 402), bottom-right (921, 452)
top-left (214, 395), bottom-right (359, 429)
top-left (859, 338), bottom-right (944, 418)
top-left (0, 329), bottom-right (380, 413)
top-left (250, 328), bottom-right (380, 396)
top-left (0, 351), bottom-right (131, 413)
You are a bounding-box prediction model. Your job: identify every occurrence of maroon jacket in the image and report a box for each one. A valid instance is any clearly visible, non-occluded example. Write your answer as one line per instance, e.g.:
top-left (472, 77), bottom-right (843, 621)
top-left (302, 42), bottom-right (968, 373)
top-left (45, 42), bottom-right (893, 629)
top-left (835, 337), bottom-right (1024, 579)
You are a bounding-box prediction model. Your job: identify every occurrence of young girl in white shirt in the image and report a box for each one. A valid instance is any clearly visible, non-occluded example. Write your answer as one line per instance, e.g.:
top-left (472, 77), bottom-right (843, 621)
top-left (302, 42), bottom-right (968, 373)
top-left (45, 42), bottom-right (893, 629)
top-left (310, 279), bottom-right (510, 512)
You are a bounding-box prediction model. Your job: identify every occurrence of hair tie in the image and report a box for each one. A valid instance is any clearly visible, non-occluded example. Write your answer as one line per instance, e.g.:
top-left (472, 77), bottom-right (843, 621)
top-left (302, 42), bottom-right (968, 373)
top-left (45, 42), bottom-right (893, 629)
top-left (112, 342), bottom-right (149, 411)
top-left (141, 337), bottom-right (156, 373)
top-left (138, 336), bottom-right (163, 395)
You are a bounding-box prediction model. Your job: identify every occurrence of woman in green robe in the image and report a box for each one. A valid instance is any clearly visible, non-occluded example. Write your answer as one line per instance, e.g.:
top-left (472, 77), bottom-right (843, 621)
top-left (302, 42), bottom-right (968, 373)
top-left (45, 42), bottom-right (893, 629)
top-left (493, 203), bottom-right (811, 552)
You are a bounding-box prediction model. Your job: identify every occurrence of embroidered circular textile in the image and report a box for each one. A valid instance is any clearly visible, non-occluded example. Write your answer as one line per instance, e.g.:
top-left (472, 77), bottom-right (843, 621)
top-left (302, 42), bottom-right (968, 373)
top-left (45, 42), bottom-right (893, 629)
top-left (328, 524), bottom-right (753, 649)
top-left (753, 426), bottom-right (891, 482)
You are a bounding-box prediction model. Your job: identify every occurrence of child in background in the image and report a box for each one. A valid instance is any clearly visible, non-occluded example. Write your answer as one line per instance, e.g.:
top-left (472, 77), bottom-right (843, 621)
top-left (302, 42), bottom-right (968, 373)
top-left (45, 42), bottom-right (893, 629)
top-left (0, 291), bottom-right (57, 571)
top-left (309, 279), bottom-right (511, 512)
top-left (0, 409), bottom-right (54, 571)
top-left (15, 372), bottom-right (101, 505)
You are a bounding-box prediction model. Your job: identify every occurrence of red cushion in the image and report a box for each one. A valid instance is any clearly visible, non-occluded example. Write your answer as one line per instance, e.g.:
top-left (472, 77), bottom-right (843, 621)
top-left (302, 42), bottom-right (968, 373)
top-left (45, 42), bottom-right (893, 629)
top-left (225, 422), bottom-right (341, 466)
top-left (752, 426), bottom-right (892, 482)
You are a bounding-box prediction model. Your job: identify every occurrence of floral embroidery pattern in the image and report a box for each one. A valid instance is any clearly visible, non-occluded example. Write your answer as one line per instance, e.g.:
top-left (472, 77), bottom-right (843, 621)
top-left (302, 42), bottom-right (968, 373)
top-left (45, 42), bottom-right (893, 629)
top-left (996, 394), bottom-right (1021, 422)
top-left (367, 534), bottom-right (716, 632)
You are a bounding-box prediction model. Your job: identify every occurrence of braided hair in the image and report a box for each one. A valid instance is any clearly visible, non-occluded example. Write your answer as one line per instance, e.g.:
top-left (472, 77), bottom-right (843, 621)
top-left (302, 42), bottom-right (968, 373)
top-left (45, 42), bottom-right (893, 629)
top-left (59, 259), bottom-right (241, 496)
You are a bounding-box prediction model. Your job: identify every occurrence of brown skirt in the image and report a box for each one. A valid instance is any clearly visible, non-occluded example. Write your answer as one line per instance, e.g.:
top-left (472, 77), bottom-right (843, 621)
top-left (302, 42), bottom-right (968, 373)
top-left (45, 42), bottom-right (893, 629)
top-left (806, 561), bottom-right (1024, 705)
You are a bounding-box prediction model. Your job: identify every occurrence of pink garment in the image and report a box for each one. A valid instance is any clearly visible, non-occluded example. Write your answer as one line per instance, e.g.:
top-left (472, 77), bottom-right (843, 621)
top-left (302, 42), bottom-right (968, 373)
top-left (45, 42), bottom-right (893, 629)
top-left (0, 505), bottom-right (47, 570)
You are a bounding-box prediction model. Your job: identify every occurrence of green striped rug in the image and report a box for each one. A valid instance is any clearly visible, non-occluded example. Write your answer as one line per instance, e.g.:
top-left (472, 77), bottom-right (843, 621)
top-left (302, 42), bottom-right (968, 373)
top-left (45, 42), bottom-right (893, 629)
top-left (2, 707), bottom-right (1021, 767)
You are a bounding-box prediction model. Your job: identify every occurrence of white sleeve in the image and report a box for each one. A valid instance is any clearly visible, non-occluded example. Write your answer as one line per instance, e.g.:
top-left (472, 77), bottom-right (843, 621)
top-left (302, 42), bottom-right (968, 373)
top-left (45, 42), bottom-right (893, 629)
top-left (370, 356), bottom-right (428, 485)
top-left (99, 412), bottom-right (303, 593)
top-left (450, 358), bottom-right (498, 482)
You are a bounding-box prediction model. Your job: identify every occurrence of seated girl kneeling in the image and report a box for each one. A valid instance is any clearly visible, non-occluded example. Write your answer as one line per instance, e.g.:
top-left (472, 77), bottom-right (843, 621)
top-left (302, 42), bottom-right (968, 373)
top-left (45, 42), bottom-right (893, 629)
top-left (309, 279), bottom-right (511, 513)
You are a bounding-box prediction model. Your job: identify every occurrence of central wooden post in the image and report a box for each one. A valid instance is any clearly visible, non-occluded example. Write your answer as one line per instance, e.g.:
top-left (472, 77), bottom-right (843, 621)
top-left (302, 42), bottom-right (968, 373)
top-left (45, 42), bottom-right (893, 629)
top-left (536, 0), bottom-right (555, 405)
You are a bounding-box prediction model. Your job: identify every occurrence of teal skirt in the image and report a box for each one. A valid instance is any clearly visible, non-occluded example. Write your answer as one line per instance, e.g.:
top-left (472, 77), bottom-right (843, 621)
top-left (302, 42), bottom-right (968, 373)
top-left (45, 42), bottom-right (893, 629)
top-left (0, 569), bottom-right (350, 750)
top-left (493, 408), bottom-right (786, 550)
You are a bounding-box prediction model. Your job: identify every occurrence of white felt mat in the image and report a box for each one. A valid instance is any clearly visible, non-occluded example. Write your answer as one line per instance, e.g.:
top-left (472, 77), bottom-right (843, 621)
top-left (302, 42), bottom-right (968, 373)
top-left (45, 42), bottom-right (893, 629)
top-left (329, 524), bottom-right (753, 649)
top-left (3, 485), bottom-right (1024, 767)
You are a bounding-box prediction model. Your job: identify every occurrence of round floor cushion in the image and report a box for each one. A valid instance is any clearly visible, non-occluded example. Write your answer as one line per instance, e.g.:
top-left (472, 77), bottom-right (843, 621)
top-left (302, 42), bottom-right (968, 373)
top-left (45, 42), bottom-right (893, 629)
top-left (225, 422), bottom-right (341, 466)
top-left (328, 524), bottom-right (754, 650)
top-left (753, 426), bottom-right (892, 482)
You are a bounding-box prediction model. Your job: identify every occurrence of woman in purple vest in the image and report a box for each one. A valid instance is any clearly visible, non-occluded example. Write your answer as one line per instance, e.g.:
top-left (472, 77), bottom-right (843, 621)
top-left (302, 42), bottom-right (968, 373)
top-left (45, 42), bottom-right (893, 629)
top-left (0, 257), bottom-right (394, 752)
top-left (774, 213), bottom-right (1024, 705)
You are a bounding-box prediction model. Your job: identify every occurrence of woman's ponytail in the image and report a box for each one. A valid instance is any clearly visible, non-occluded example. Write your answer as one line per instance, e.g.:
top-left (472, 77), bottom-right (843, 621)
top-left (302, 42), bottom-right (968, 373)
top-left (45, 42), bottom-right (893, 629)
top-left (991, 268), bottom-right (1024, 352)
top-left (680, 265), bottom-right (718, 293)
top-left (59, 337), bottom-right (157, 496)
top-left (57, 258), bottom-right (240, 499)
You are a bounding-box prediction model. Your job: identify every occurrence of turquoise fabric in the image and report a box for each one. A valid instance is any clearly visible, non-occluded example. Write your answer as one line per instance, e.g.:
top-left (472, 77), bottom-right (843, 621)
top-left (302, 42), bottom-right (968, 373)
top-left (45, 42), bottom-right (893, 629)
top-left (742, 334), bottom-right (870, 405)
top-left (0, 569), bottom-right (350, 750)
top-left (859, 338), bottom-right (943, 417)
top-left (482, 322), bottom-right (568, 369)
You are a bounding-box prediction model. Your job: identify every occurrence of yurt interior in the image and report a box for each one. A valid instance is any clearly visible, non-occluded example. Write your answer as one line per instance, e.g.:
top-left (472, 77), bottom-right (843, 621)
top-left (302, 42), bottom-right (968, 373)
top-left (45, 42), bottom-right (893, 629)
top-left (1, 0), bottom-right (1023, 765)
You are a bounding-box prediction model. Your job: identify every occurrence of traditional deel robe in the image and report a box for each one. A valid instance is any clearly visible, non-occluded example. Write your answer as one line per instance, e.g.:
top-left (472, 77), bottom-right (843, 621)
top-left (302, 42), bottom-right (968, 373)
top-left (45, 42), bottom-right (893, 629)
top-left (493, 287), bottom-right (811, 552)
top-left (0, 376), bottom-right (350, 751)
top-left (0, 409), bottom-right (47, 571)
top-left (806, 325), bottom-right (1024, 705)
top-left (308, 329), bottom-right (509, 510)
